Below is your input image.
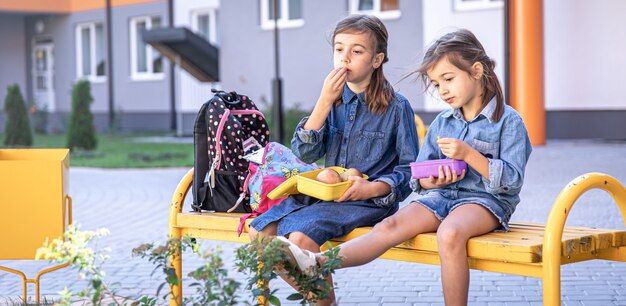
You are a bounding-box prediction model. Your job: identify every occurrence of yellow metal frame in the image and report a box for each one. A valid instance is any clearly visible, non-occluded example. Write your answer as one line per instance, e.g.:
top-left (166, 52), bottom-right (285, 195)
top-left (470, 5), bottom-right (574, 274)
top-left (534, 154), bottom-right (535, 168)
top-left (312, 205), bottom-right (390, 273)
top-left (168, 169), bottom-right (192, 306)
top-left (0, 195), bottom-right (72, 304)
top-left (168, 169), bottom-right (626, 306)
top-left (414, 113), bottom-right (427, 148)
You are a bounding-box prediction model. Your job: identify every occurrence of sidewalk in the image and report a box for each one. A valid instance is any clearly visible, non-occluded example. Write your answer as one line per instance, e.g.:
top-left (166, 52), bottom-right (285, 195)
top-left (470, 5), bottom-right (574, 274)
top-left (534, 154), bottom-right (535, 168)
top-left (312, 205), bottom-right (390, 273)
top-left (1, 140), bottom-right (626, 305)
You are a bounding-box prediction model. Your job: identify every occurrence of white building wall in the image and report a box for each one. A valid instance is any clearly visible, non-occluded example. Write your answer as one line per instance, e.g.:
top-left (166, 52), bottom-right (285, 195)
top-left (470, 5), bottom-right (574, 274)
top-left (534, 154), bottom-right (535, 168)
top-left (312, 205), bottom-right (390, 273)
top-left (421, 0), bottom-right (504, 112)
top-left (544, 0), bottom-right (626, 110)
top-left (174, 0), bottom-right (221, 112)
top-left (422, 0), bottom-right (626, 112)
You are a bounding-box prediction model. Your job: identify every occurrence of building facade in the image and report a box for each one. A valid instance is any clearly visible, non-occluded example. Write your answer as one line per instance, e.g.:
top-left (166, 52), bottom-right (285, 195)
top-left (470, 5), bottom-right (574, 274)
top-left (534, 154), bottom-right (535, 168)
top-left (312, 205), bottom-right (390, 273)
top-left (1, 0), bottom-right (624, 139)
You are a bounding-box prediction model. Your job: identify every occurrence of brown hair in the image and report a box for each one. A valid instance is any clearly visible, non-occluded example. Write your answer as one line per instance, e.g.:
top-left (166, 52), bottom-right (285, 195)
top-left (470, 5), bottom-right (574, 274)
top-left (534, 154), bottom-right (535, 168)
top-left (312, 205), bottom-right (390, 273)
top-left (416, 29), bottom-right (504, 122)
top-left (332, 14), bottom-right (393, 114)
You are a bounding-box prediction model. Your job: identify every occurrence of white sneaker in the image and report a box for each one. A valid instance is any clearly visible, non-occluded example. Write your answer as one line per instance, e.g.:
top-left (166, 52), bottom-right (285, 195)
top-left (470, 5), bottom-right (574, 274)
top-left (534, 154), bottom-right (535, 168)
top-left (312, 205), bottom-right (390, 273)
top-left (276, 236), bottom-right (318, 277)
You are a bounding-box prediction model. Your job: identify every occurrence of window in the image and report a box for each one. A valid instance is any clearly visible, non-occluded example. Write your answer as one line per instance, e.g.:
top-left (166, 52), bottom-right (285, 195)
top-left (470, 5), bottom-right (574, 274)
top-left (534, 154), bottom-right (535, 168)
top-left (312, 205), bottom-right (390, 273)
top-left (75, 22), bottom-right (106, 81)
top-left (191, 8), bottom-right (219, 45)
top-left (454, 0), bottom-right (503, 11)
top-left (350, 0), bottom-right (401, 20)
top-left (260, 0), bottom-right (304, 30)
top-left (130, 16), bottom-right (164, 80)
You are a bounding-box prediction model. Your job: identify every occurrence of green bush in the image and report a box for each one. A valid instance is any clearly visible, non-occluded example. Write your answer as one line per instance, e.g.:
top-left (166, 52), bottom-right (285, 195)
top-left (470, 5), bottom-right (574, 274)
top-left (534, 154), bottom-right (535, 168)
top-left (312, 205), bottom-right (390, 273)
top-left (3, 84), bottom-right (33, 146)
top-left (263, 103), bottom-right (310, 145)
top-left (67, 80), bottom-right (97, 151)
top-left (30, 103), bottom-right (49, 134)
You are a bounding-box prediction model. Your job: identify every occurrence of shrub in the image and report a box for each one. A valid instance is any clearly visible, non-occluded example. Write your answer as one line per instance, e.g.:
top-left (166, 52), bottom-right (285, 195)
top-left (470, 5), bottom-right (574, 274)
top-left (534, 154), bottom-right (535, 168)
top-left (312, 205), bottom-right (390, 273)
top-left (39, 226), bottom-right (342, 305)
top-left (3, 84), bottom-right (33, 146)
top-left (29, 102), bottom-right (49, 134)
top-left (67, 80), bottom-right (97, 151)
top-left (262, 101), bottom-right (310, 146)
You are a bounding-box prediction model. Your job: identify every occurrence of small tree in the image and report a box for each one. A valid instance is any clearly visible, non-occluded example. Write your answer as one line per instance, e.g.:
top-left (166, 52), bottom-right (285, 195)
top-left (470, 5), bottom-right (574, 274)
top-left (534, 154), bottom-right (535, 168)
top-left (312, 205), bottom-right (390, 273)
top-left (67, 80), bottom-right (97, 151)
top-left (3, 84), bottom-right (33, 147)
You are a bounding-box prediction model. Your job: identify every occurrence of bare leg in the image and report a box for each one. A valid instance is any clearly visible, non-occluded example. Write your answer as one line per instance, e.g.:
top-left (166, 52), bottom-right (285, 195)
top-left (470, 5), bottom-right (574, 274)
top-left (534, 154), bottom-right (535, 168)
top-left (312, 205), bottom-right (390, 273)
top-left (249, 226), bottom-right (333, 305)
top-left (248, 222), bottom-right (277, 240)
top-left (334, 202), bottom-right (441, 267)
top-left (288, 232), bottom-right (335, 306)
top-left (436, 204), bottom-right (499, 306)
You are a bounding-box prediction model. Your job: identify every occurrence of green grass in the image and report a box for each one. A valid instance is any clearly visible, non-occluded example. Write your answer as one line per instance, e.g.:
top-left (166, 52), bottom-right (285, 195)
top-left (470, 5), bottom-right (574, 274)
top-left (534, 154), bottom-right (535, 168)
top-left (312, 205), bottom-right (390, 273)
top-left (0, 106), bottom-right (313, 168)
top-left (1, 133), bottom-right (193, 168)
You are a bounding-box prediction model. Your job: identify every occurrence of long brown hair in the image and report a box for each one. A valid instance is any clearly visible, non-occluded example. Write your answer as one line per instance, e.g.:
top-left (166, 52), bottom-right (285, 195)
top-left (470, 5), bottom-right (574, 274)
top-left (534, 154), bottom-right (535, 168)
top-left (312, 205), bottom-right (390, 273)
top-left (416, 29), bottom-right (504, 122)
top-left (332, 15), bottom-right (393, 114)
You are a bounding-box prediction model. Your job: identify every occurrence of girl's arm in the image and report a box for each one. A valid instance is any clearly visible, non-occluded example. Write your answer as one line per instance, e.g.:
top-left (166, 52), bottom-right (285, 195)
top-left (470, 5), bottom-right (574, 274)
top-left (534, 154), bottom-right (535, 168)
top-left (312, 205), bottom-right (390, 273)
top-left (303, 67), bottom-right (347, 130)
top-left (335, 179), bottom-right (391, 202)
top-left (336, 97), bottom-right (419, 203)
top-left (437, 138), bottom-right (488, 178)
top-left (434, 114), bottom-right (532, 195)
top-left (291, 67), bottom-right (347, 163)
top-left (412, 114), bottom-right (464, 191)
top-left (481, 115), bottom-right (532, 195)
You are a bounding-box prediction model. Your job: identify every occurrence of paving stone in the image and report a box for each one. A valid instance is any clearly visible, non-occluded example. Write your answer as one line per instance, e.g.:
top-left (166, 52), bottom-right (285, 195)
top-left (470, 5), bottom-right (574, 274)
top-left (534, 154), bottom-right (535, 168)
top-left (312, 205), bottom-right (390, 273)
top-left (2, 140), bottom-right (626, 304)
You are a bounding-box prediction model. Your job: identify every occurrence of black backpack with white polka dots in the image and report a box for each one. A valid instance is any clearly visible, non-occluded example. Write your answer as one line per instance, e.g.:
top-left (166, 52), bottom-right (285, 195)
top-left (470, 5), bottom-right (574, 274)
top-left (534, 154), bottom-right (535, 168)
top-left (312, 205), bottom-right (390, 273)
top-left (191, 89), bottom-right (270, 212)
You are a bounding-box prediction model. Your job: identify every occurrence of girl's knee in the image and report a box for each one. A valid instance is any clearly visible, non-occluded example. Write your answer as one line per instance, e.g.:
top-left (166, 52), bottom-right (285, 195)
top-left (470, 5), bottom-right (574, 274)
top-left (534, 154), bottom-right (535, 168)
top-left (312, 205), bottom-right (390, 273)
top-left (248, 226), bottom-right (260, 240)
top-left (372, 216), bottom-right (400, 235)
top-left (436, 225), bottom-right (466, 251)
top-left (287, 232), bottom-right (319, 251)
top-left (248, 225), bottom-right (275, 241)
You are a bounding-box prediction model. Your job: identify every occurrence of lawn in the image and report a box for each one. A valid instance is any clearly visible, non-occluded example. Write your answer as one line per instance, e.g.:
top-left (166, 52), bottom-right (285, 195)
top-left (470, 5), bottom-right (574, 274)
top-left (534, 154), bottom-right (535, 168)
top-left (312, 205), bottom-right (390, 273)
top-left (1, 133), bottom-right (194, 168)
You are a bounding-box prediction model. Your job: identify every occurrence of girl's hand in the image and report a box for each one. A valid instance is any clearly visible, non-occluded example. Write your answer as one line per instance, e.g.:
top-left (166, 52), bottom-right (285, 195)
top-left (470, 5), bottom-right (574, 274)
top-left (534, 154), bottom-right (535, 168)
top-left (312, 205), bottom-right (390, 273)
top-left (335, 176), bottom-right (386, 202)
top-left (425, 166), bottom-right (466, 188)
top-left (319, 67), bottom-right (347, 105)
top-left (437, 138), bottom-right (471, 160)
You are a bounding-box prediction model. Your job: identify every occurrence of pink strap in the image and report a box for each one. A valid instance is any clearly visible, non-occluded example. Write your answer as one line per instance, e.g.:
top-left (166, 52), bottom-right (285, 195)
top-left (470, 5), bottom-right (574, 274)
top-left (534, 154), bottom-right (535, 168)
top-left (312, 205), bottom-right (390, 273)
top-left (243, 163), bottom-right (256, 194)
top-left (214, 108), bottom-right (231, 170)
top-left (238, 213), bottom-right (258, 236)
top-left (231, 109), bottom-right (265, 118)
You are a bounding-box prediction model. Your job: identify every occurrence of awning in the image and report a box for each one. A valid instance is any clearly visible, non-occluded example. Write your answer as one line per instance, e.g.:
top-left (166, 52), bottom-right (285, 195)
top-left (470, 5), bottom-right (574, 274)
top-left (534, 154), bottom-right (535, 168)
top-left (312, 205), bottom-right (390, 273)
top-left (143, 27), bottom-right (219, 82)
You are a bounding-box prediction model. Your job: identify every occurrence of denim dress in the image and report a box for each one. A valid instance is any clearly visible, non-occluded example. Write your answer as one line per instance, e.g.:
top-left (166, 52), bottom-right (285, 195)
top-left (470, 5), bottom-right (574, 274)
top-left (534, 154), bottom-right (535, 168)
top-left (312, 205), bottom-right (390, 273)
top-left (410, 99), bottom-right (532, 231)
top-left (250, 86), bottom-right (419, 245)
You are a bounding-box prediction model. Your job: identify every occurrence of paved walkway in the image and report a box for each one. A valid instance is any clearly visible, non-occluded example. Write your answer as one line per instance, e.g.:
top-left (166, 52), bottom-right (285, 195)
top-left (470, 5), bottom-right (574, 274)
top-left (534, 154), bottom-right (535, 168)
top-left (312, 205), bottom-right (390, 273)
top-left (1, 140), bottom-right (626, 305)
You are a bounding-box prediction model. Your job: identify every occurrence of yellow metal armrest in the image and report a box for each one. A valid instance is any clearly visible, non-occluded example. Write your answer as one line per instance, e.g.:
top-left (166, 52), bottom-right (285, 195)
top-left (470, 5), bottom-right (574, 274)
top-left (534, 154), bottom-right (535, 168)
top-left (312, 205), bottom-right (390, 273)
top-left (542, 173), bottom-right (626, 306)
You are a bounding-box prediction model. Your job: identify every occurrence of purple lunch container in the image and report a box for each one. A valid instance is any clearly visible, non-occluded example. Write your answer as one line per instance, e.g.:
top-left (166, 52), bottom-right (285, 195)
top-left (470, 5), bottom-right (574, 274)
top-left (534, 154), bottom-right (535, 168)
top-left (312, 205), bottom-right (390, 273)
top-left (410, 159), bottom-right (468, 179)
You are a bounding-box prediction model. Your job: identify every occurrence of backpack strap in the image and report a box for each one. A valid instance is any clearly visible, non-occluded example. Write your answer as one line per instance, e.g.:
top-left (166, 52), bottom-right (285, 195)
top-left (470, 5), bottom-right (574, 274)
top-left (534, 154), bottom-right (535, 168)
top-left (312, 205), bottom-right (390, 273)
top-left (191, 102), bottom-right (210, 212)
top-left (227, 166), bottom-right (254, 213)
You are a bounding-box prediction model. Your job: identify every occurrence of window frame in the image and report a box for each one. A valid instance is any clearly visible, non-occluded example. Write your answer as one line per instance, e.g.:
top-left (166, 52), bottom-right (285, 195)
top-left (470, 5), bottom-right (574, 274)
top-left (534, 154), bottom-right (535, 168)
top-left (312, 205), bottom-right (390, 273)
top-left (75, 22), bottom-right (106, 83)
top-left (191, 8), bottom-right (219, 45)
top-left (453, 0), bottom-right (503, 12)
top-left (349, 0), bottom-right (401, 20)
top-left (129, 15), bottom-right (165, 81)
top-left (259, 0), bottom-right (304, 30)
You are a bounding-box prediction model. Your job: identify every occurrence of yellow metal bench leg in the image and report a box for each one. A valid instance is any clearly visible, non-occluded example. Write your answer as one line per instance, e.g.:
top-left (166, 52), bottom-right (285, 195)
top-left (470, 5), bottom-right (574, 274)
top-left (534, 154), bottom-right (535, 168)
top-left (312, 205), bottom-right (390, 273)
top-left (169, 240), bottom-right (183, 306)
top-left (543, 173), bottom-right (626, 306)
top-left (0, 194), bottom-right (73, 304)
top-left (169, 169), bottom-right (193, 306)
top-left (0, 261), bottom-right (70, 304)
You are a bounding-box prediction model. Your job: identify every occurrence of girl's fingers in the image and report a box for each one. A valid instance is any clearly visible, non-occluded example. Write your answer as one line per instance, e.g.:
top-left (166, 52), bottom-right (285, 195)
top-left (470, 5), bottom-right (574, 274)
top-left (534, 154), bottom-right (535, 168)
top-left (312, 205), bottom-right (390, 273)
top-left (327, 67), bottom-right (342, 79)
top-left (332, 68), bottom-right (347, 85)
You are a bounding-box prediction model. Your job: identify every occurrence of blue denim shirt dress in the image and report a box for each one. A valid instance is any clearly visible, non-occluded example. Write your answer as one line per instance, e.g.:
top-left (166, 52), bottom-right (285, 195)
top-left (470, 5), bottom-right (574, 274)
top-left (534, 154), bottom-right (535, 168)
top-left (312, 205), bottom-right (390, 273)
top-left (250, 85), bottom-right (419, 245)
top-left (410, 99), bottom-right (532, 230)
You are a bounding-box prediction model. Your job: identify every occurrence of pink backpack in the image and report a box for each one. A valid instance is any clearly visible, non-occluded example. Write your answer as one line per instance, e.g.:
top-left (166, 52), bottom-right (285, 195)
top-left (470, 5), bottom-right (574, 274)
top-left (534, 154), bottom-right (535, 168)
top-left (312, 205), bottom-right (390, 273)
top-left (237, 142), bottom-right (319, 235)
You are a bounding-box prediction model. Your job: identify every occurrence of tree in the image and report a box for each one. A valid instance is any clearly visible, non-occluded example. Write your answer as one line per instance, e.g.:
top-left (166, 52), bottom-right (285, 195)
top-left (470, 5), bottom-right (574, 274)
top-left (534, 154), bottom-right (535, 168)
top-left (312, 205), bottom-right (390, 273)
top-left (67, 80), bottom-right (97, 150)
top-left (3, 84), bottom-right (33, 146)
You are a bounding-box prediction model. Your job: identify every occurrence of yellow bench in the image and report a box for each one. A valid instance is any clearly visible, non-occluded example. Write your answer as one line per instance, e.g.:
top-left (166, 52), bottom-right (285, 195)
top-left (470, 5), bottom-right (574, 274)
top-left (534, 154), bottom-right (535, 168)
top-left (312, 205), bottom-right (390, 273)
top-left (168, 170), bottom-right (626, 306)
